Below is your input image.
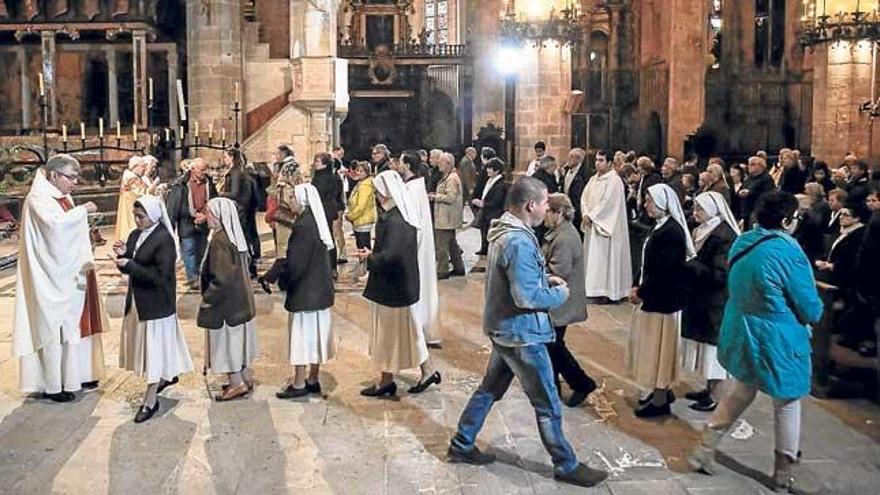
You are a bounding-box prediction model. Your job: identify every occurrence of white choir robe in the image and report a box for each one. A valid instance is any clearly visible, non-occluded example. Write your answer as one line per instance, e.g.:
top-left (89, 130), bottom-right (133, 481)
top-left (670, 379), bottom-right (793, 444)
top-left (13, 170), bottom-right (105, 393)
top-left (580, 169), bottom-right (632, 301)
top-left (404, 177), bottom-right (441, 344)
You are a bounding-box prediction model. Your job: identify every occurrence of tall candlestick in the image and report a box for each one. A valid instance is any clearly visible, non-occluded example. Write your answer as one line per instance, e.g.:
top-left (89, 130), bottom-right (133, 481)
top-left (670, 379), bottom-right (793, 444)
top-left (38, 72), bottom-right (45, 97)
top-left (99, 118), bottom-right (104, 138)
top-left (116, 120), bottom-right (121, 139)
top-left (195, 121), bottom-right (200, 136)
top-left (234, 83), bottom-right (240, 104)
top-left (165, 128), bottom-right (170, 141)
top-left (221, 127), bottom-right (226, 142)
top-left (80, 122), bottom-right (85, 140)
top-left (148, 77), bottom-right (154, 102)
top-left (133, 123), bottom-right (138, 142)
top-left (62, 124), bottom-right (67, 142)
top-left (180, 126), bottom-right (185, 140)
top-left (208, 122), bottom-right (214, 139)
top-left (176, 79), bottom-right (187, 121)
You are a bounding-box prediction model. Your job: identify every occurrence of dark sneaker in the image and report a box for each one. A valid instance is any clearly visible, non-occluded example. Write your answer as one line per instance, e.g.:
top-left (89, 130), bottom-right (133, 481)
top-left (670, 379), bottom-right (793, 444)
top-left (447, 445), bottom-right (496, 465)
top-left (43, 391), bottom-right (75, 403)
top-left (554, 463), bottom-right (609, 487)
top-left (276, 385), bottom-right (309, 399)
top-left (305, 381), bottom-right (322, 395)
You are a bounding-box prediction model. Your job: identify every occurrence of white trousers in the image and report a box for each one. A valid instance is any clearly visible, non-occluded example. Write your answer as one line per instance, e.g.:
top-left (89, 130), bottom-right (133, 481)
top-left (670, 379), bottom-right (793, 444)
top-left (709, 378), bottom-right (801, 459)
top-left (19, 340), bottom-right (82, 394)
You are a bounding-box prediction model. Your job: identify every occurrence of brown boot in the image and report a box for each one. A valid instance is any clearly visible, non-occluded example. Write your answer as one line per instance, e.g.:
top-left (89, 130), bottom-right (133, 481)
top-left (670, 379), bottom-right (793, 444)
top-left (772, 451), bottom-right (823, 494)
top-left (687, 424), bottom-right (727, 475)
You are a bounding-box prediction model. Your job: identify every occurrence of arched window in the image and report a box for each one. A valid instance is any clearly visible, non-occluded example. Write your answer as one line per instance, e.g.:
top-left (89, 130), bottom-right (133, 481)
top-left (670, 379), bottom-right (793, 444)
top-left (425, 0), bottom-right (449, 44)
top-left (755, 0), bottom-right (785, 68)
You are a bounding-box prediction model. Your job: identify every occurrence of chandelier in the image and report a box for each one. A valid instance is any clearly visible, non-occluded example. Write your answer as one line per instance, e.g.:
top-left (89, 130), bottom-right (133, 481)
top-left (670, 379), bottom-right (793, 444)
top-left (799, 7), bottom-right (880, 46)
top-left (499, 1), bottom-right (584, 47)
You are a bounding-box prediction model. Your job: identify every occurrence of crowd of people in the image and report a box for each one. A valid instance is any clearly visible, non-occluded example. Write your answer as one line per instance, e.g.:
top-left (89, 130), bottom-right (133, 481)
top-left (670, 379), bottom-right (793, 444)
top-left (8, 138), bottom-right (880, 492)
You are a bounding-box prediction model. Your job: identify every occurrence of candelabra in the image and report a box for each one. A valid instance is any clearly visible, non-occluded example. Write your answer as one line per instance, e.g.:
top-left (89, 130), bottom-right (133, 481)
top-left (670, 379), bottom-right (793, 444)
top-left (800, 8), bottom-right (880, 46)
top-left (499, 2), bottom-right (584, 47)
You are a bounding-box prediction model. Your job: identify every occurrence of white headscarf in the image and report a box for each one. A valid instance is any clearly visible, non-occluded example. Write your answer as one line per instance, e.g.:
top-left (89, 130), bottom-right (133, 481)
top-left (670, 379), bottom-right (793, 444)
top-left (207, 197), bottom-right (249, 253)
top-left (373, 170), bottom-right (420, 229)
top-left (295, 183), bottom-right (335, 250)
top-left (647, 183), bottom-right (696, 260)
top-left (692, 191), bottom-right (740, 253)
top-left (135, 194), bottom-right (180, 259)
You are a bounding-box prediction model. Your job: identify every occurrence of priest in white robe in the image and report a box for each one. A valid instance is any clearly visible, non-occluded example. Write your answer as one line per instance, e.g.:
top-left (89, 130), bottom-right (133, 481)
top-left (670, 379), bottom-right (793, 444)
top-left (13, 155), bottom-right (106, 402)
top-left (580, 150), bottom-right (632, 302)
top-left (397, 154), bottom-right (441, 346)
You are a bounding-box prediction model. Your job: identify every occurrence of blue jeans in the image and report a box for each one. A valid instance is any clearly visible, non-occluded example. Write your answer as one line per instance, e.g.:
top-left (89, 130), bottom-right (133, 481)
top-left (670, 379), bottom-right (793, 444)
top-left (451, 342), bottom-right (579, 474)
top-left (180, 231), bottom-right (208, 281)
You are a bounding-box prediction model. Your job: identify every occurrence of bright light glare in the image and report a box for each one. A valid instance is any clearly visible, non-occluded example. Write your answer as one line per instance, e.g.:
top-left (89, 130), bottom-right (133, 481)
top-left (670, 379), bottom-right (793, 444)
top-left (495, 45), bottom-right (524, 74)
top-left (526, 0), bottom-right (544, 20)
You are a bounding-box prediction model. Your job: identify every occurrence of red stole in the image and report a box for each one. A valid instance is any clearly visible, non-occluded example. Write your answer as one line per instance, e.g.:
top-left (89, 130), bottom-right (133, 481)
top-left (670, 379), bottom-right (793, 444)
top-left (55, 197), bottom-right (103, 338)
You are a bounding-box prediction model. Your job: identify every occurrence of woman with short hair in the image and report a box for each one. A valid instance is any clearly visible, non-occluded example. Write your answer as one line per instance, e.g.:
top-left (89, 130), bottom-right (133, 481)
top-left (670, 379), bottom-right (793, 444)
top-left (689, 191), bottom-right (823, 494)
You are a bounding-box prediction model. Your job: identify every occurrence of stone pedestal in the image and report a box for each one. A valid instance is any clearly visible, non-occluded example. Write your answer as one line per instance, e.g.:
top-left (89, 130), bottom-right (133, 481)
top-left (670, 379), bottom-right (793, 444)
top-left (810, 42), bottom-right (878, 164)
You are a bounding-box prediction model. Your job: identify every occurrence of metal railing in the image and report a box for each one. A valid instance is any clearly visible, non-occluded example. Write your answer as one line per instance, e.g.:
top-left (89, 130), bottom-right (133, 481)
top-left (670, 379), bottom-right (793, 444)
top-left (338, 43), bottom-right (468, 58)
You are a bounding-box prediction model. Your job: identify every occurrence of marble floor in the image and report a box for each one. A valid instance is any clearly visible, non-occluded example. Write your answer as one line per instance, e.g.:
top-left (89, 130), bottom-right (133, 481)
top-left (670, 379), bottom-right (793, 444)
top-left (0, 222), bottom-right (878, 494)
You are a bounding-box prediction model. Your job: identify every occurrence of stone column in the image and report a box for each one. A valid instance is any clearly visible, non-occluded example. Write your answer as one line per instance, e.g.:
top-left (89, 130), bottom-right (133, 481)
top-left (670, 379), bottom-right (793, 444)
top-left (167, 48), bottom-right (179, 132)
top-left (40, 30), bottom-right (58, 127)
top-left (608, 4), bottom-right (621, 72)
top-left (132, 29), bottom-right (148, 127)
top-left (17, 46), bottom-right (31, 129)
top-left (104, 46), bottom-right (119, 125)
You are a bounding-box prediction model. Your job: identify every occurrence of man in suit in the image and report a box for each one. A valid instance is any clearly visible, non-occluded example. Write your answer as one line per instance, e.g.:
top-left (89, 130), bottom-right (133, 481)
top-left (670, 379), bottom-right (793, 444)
top-left (661, 157), bottom-right (686, 203)
top-left (738, 155), bottom-right (777, 229)
top-left (459, 147), bottom-right (478, 215)
top-left (561, 148), bottom-right (593, 237)
top-left (167, 157), bottom-right (218, 288)
top-left (472, 158), bottom-right (507, 255)
top-left (532, 155), bottom-right (559, 194)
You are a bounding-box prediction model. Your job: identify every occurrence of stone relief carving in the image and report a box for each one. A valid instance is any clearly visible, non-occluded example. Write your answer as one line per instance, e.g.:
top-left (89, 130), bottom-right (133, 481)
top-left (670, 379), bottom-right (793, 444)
top-left (368, 45), bottom-right (397, 85)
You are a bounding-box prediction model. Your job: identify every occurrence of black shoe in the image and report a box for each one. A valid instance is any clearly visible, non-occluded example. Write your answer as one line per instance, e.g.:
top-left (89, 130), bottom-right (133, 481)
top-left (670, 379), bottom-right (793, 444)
top-left (134, 402), bottom-right (159, 423)
top-left (638, 390), bottom-right (675, 406)
top-left (42, 391), bottom-right (75, 403)
top-left (437, 272), bottom-right (452, 280)
top-left (81, 381), bottom-right (99, 390)
top-left (257, 276), bottom-right (272, 294)
top-left (157, 376), bottom-right (179, 394)
top-left (447, 445), bottom-right (496, 465)
top-left (451, 269), bottom-right (466, 277)
top-left (567, 388), bottom-right (595, 408)
top-left (685, 388), bottom-right (711, 402)
top-left (360, 382), bottom-right (397, 397)
top-left (688, 398), bottom-right (717, 412)
top-left (635, 401), bottom-right (672, 418)
top-left (275, 385), bottom-right (309, 399)
top-left (554, 463), bottom-right (609, 487)
top-left (305, 381), bottom-right (322, 395)
top-left (408, 371), bottom-right (441, 394)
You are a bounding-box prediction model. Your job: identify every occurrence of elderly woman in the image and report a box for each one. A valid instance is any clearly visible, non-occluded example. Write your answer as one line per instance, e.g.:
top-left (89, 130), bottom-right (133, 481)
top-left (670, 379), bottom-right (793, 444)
top-left (199, 198), bottom-right (259, 402)
top-left (358, 171), bottom-right (440, 397)
top-left (275, 183), bottom-right (337, 398)
top-left (542, 193), bottom-right (596, 407)
top-left (114, 195), bottom-right (194, 423)
top-left (681, 192), bottom-right (740, 412)
top-left (627, 183), bottom-right (695, 418)
top-left (115, 156), bottom-right (149, 241)
top-left (689, 191), bottom-right (823, 494)
top-left (793, 182), bottom-right (830, 262)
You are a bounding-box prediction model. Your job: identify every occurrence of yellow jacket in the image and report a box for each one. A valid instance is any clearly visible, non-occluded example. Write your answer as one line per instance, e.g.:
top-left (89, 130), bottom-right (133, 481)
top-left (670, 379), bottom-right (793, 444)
top-left (345, 177), bottom-right (377, 227)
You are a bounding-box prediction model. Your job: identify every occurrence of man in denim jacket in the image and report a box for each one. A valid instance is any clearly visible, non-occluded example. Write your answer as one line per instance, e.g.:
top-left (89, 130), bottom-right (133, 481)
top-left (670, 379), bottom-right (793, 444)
top-left (447, 177), bottom-right (608, 488)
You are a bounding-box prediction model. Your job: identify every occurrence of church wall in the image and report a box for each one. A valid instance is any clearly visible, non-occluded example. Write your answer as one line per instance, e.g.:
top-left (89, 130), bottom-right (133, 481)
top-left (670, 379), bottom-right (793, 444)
top-left (255, 0), bottom-right (291, 59)
top-left (0, 51), bottom-right (22, 130)
top-left (468, 0), bottom-right (505, 135)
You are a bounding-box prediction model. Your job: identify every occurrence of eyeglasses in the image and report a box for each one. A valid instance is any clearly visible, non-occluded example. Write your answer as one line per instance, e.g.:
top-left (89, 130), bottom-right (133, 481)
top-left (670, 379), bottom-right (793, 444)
top-left (56, 171), bottom-right (79, 181)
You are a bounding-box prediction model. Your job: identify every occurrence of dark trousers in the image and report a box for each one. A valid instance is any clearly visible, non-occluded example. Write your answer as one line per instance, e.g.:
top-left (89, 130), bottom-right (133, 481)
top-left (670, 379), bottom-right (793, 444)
top-left (479, 223), bottom-right (490, 254)
top-left (354, 231), bottom-right (372, 250)
top-left (326, 218), bottom-right (338, 273)
top-left (547, 326), bottom-right (595, 393)
top-left (435, 229), bottom-right (464, 275)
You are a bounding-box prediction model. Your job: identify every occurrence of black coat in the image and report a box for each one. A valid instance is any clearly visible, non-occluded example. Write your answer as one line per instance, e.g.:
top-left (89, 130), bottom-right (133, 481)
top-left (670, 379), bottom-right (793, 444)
top-left (532, 168), bottom-right (559, 194)
top-left (664, 172), bottom-right (686, 204)
top-left (779, 166), bottom-right (808, 195)
top-left (823, 226), bottom-right (866, 293)
top-left (280, 208), bottom-right (335, 312)
top-left (477, 179), bottom-right (508, 229)
top-left (563, 163), bottom-right (592, 232)
top-left (222, 165), bottom-right (255, 216)
top-left (197, 231), bottom-right (256, 329)
top-left (363, 207), bottom-right (420, 307)
top-left (794, 200), bottom-right (831, 262)
top-left (682, 223), bottom-right (736, 345)
top-left (636, 219), bottom-right (688, 314)
top-left (311, 166), bottom-right (342, 222)
top-left (166, 172), bottom-right (218, 239)
top-left (856, 213), bottom-right (880, 308)
top-left (120, 224), bottom-right (178, 321)
top-left (740, 171), bottom-right (776, 227)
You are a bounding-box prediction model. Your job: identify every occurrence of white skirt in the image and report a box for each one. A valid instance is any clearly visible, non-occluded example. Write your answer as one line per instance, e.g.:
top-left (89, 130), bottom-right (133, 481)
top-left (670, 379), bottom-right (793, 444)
top-left (120, 303), bottom-right (194, 384)
top-left (288, 309), bottom-right (336, 365)
top-left (681, 338), bottom-right (729, 381)
top-left (369, 303), bottom-right (429, 373)
top-left (207, 319), bottom-right (260, 373)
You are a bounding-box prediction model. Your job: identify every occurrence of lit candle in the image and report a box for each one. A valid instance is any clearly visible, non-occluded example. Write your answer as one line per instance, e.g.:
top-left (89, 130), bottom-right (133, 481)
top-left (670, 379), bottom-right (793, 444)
top-left (208, 122), bottom-right (214, 139)
top-left (116, 120), bottom-right (121, 139)
top-left (180, 126), bottom-right (185, 139)
top-left (80, 122), bottom-right (85, 140)
top-left (148, 77), bottom-right (154, 102)
top-left (165, 128), bottom-right (170, 141)
top-left (234, 83), bottom-right (240, 104)
top-left (38, 72), bottom-right (45, 97)
top-left (133, 123), bottom-right (138, 142)
top-left (99, 117), bottom-right (104, 138)
top-left (195, 121), bottom-right (200, 136)
top-left (221, 127), bottom-right (226, 142)
top-left (62, 124), bottom-right (67, 142)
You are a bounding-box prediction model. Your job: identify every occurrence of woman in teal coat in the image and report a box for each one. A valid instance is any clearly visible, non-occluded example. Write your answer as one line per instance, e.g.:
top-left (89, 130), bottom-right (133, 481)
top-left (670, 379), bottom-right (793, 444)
top-left (689, 191), bottom-right (824, 495)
